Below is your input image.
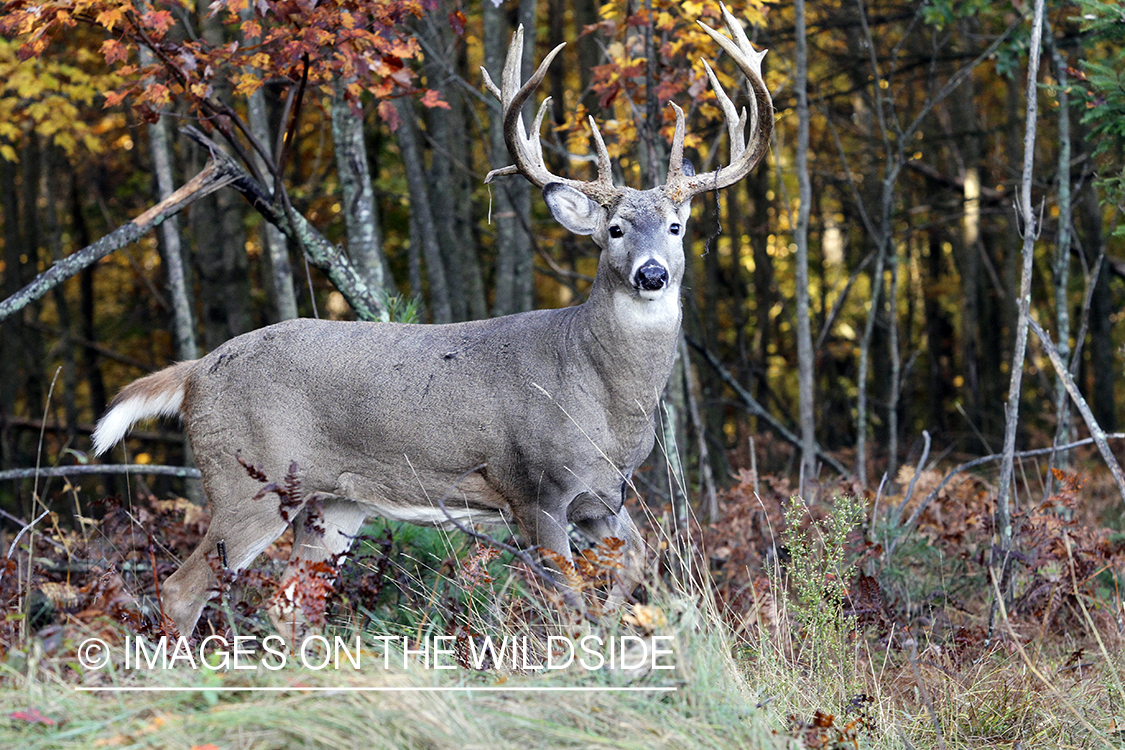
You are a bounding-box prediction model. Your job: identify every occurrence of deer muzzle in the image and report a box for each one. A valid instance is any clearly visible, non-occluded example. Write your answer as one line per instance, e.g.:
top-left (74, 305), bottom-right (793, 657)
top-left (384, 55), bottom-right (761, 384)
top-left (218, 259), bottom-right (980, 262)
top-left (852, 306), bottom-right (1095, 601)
top-left (634, 260), bottom-right (669, 293)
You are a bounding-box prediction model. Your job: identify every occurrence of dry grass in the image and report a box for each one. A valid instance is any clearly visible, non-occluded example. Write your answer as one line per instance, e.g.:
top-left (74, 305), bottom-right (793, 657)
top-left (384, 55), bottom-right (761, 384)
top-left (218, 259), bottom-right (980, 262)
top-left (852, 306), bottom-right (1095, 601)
top-left (3, 465), bottom-right (1125, 749)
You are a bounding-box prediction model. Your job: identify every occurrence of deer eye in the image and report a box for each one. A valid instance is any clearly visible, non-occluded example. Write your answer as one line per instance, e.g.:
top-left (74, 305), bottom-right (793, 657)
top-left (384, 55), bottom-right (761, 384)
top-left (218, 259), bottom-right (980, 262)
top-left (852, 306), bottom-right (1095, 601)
top-left (669, 223), bottom-right (681, 235)
top-left (609, 225), bottom-right (624, 238)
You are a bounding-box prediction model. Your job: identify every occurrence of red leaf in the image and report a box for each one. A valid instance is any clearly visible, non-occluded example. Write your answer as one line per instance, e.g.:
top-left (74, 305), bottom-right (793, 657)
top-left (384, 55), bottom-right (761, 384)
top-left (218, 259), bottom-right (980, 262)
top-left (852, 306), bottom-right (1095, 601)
top-left (103, 89), bottom-right (129, 108)
top-left (420, 89), bottom-right (450, 110)
top-left (448, 10), bottom-right (466, 36)
top-left (377, 100), bottom-right (401, 131)
top-left (141, 10), bottom-right (175, 37)
top-left (10, 709), bottom-right (56, 726)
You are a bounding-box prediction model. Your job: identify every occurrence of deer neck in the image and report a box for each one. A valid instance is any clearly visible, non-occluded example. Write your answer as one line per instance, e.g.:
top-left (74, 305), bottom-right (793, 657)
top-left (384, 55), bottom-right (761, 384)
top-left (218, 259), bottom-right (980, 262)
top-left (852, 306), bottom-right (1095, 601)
top-left (571, 266), bottom-right (682, 415)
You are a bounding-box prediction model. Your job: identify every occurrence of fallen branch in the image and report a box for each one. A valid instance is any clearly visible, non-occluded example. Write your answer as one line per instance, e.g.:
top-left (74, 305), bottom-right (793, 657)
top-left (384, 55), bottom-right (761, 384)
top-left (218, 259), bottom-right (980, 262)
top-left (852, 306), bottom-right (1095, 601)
top-left (885, 433), bottom-right (1125, 559)
top-left (0, 464), bottom-right (202, 482)
top-left (1029, 317), bottom-right (1125, 502)
top-left (3, 416), bottom-right (184, 444)
top-left (0, 131), bottom-right (389, 325)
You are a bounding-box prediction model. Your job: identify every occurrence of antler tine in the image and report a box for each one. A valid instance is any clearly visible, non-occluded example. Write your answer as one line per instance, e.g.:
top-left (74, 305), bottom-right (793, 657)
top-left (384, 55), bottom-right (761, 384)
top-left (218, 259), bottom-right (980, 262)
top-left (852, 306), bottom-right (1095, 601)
top-left (666, 101), bottom-right (687, 181)
top-left (701, 59), bottom-right (748, 162)
top-left (585, 116), bottom-right (617, 197)
top-left (663, 2), bottom-right (773, 204)
top-left (482, 26), bottom-right (622, 206)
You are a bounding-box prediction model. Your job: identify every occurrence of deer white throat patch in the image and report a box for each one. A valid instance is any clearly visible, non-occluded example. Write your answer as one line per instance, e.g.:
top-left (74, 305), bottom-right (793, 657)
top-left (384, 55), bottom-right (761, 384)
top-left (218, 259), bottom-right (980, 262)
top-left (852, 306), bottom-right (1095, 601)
top-left (614, 286), bottom-right (681, 329)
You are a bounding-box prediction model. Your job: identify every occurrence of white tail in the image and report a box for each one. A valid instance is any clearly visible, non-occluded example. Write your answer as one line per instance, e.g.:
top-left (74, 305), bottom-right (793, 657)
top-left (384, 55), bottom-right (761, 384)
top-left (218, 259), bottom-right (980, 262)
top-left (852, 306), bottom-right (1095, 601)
top-left (93, 5), bottom-right (774, 643)
top-left (91, 361), bottom-right (194, 456)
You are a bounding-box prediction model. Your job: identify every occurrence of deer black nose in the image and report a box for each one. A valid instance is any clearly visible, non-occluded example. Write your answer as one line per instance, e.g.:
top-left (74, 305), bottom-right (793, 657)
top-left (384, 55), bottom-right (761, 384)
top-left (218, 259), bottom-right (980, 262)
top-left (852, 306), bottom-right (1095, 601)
top-left (634, 260), bottom-right (668, 291)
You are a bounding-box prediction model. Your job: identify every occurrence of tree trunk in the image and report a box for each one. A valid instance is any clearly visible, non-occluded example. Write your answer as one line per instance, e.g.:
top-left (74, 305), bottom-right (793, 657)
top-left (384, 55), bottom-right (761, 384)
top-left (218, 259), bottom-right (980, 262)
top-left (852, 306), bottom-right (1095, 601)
top-left (331, 81), bottom-right (392, 308)
top-left (484, 0), bottom-right (536, 316)
top-left (1080, 176), bottom-right (1115, 432)
top-left (1046, 24), bottom-right (1074, 484)
top-left (420, 17), bottom-right (486, 321)
top-left (393, 96), bottom-right (452, 324)
top-left (996, 0), bottom-right (1046, 602)
top-left (148, 112), bottom-right (199, 360)
top-left (240, 10), bottom-right (299, 323)
top-left (793, 0), bottom-right (817, 495)
top-left (42, 146), bottom-right (80, 447)
top-left (194, 9), bottom-right (252, 349)
top-left (0, 150), bottom-right (24, 472)
top-left (140, 41), bottom-right (199, 361)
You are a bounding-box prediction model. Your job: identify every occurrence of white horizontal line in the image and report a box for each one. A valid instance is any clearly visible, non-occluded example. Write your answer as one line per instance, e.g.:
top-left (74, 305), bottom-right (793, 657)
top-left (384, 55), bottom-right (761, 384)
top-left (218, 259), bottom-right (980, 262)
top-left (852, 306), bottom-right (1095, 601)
top-left (75, 685), bottom-right (678, 693)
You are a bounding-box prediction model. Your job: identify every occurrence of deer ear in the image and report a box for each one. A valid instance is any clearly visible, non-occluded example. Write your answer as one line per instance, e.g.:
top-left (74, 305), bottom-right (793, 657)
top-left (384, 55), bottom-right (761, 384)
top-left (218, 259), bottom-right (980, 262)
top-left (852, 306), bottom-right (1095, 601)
top-left (544, 183), bottom-right (600, 236)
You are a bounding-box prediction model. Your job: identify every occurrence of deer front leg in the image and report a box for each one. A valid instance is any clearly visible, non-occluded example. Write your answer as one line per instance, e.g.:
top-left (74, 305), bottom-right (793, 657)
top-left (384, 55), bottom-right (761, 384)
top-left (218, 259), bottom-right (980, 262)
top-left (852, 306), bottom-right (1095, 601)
top-left (572, 503), bottom-right (645, 611)
top-left (162, 484), bottom-right (292, 639)
top-left (509, 502), bottom-right (580, 595)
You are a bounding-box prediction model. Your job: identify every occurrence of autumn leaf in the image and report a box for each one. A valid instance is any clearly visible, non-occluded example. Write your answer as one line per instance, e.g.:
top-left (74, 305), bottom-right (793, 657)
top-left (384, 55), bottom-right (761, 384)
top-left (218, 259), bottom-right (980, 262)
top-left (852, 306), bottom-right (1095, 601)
top-left (148, 83), bottom-right (171, 106)
top-left (448, 9), bottom-right (466, 35)
top-left (103, 89), bottom-right (128, 108)
top-left (140, 10), bottom-right (176, 37)
top-left (10, 708), bottom-right (56, 726)
top-left (420, 89), bottom-right (449, 109)
top-left (234, 72), bottom-right (263, 97)
top-left (377, 99), bottom-right (400, 131)
top-left (100, 39), bottom-right (128, 65)
top-left (95, 7), bottom-right (127, 32)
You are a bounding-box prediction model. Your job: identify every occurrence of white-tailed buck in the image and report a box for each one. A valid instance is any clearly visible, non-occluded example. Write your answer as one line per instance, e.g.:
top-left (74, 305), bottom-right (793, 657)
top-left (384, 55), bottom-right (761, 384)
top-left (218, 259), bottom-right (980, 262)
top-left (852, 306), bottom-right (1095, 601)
top-left (92, 3), bottom-right (773, 641)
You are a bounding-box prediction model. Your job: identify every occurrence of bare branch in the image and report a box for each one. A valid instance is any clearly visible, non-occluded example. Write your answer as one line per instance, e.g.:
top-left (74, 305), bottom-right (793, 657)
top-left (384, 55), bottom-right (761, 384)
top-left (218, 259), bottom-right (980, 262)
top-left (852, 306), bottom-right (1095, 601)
top-left (0, 160), bottom-right (235, 322)
top-left (0, 464), bottom-right (202, 482)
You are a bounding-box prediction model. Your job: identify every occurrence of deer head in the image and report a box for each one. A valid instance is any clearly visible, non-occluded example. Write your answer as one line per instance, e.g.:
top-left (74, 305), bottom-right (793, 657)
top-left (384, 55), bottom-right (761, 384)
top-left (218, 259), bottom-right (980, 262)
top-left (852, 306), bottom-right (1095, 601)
top-left (481, 2), bottom-right (774, 316)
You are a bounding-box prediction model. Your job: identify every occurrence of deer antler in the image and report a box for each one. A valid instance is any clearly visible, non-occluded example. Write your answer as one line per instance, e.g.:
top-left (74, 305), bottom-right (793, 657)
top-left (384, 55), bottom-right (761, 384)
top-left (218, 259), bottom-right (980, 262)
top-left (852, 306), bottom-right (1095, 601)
top-left (663, 2), bottom-right (774, 204)
top-left (482, 25), bottom-right (622, 207)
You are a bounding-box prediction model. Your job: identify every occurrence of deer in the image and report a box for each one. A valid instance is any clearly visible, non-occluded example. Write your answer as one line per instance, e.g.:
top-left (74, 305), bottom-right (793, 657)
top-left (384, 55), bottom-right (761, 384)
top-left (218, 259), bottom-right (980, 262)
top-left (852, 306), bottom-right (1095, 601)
top-left (91, 3), bottom-right (773, 643)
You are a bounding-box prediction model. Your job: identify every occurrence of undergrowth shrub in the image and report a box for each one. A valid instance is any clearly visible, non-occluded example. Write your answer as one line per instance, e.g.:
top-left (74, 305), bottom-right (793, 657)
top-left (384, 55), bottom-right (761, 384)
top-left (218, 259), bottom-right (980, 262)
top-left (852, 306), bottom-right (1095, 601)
top-left (780, 493), bottom-right (865, 693)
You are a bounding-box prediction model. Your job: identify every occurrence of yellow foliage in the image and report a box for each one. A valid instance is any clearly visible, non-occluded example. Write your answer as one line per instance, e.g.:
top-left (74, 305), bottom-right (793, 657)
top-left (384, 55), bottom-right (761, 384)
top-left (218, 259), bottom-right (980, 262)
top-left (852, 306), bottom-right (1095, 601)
top-left (234, 73), bottom-right (264, 98)
top-left (0, 37), bottom-right (123, 161)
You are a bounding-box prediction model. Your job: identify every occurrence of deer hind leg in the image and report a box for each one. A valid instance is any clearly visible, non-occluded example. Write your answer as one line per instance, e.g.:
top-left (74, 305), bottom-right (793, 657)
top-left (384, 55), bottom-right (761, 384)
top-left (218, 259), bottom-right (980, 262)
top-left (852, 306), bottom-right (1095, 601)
top-left (161, 496), bottom-right (290, 640)
top-left (267, 495), bottom-right (367, 647)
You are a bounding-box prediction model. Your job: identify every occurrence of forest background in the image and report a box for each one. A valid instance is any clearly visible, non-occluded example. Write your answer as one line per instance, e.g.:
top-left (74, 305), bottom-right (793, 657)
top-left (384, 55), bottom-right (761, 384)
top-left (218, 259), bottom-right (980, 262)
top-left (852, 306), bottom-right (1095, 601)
top-left (1, 0), bottom-right (1124, 510)
top-left (1, 0), bottom-right (1125, 746)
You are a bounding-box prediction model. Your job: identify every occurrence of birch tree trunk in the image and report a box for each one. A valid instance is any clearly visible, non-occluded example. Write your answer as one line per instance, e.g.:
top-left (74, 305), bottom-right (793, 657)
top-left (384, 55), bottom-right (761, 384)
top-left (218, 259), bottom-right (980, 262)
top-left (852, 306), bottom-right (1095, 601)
top-left (331, 81), bottom-right (393, 305)
top-left (240, 5), bottom-right (299, 323)
top-left (1046, 23), bottom-right (1074, 484)
top-left (147, 110), bottom-right (199, 360)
